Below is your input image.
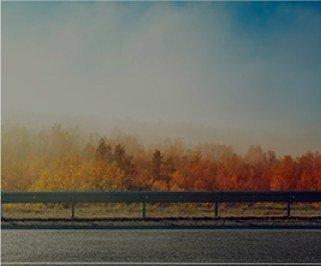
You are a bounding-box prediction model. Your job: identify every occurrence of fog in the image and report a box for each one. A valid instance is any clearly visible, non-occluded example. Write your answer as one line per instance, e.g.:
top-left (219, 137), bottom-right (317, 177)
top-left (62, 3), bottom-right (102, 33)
top-left (2, 2), bottom-right (321, 155)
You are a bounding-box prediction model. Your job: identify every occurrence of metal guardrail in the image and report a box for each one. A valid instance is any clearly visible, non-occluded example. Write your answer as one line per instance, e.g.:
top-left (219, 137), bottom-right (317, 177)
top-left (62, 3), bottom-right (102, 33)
top-left (2, 191), bottom-right (321, 218)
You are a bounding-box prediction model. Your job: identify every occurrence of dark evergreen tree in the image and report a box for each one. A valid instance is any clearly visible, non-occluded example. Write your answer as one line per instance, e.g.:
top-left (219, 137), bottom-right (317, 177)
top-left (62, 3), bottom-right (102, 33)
top-left (95, 138), bottom-right (112, 162)
top-left (151, 149), bottom-right (163, 180)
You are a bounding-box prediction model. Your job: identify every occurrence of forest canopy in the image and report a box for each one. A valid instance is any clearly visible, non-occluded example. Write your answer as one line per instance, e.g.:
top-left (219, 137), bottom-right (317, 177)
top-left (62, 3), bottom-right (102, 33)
top-left (2, 124), bottom-right (321, 192)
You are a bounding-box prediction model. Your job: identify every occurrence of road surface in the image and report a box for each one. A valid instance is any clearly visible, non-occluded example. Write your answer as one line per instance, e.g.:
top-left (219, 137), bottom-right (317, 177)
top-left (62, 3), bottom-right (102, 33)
top-left (2, 229), bottom-right (321, 264)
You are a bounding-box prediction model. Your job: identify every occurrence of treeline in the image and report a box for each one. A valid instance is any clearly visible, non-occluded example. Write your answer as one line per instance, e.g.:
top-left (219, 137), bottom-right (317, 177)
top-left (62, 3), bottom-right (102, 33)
top-left (2, 124), bottom-right (321, 192)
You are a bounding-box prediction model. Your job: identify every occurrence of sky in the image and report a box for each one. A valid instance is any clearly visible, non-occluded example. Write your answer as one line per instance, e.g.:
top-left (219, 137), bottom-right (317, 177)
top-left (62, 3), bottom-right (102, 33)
top-left (2, 2), bottom-right (321, 142)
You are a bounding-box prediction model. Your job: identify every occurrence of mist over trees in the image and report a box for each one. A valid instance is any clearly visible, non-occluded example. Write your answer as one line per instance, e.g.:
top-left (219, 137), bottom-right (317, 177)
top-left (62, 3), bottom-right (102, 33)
top-left (3, 112), bottom-right (321, 156)
top-left (2, 123), bottom-right (321, 192)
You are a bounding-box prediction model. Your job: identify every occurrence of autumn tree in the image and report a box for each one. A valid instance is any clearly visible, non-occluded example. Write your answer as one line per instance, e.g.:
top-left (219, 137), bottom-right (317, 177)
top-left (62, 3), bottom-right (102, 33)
top-left (270, 155), bottom-right (298, 190)
top-left (3, 123), bottom-right (321, 193)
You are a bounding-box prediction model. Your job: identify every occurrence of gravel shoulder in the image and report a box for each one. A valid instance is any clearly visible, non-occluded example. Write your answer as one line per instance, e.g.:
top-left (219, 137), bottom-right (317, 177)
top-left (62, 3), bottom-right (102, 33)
top-left (2, 217), bottom-right (321, 229)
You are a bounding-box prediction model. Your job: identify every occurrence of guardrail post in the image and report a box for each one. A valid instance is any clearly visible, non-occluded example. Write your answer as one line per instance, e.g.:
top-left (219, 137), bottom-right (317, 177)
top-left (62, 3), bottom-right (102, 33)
top-left (142, 201), bottom-right (146, 219)
top-left (71, 202), bottom-right (75, 219)
top-left (214, 202), bottom-right (219, 217)
top-left (287, 201), bottom-right (291, 217)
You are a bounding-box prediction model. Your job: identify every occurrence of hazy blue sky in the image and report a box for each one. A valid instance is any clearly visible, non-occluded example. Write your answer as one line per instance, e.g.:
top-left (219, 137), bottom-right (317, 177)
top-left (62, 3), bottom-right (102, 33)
top-left (3, 2), bottom-right (321, 134)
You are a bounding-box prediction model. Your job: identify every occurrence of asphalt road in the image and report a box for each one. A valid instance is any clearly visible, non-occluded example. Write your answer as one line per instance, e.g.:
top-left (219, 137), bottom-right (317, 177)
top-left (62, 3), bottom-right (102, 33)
top-left (2, 229), bottom-right (321, 264)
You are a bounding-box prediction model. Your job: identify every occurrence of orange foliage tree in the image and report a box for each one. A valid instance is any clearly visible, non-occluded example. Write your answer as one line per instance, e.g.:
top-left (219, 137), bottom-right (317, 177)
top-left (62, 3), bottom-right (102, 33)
top-left (2, 124), bottom-right (321, 192)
